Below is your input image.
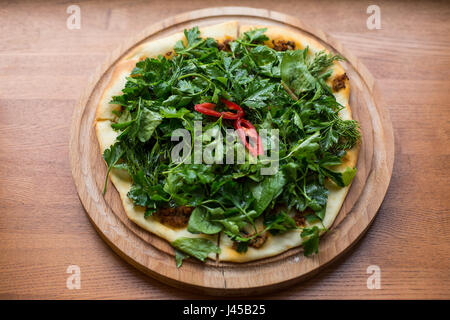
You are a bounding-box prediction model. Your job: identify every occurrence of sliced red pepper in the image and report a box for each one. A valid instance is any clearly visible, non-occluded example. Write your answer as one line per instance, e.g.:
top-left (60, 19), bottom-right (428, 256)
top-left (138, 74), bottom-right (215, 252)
top-left (194, 103), bottom-right (221, 117)
top-left (219, 98), bottom-right (245, 120)
top-left (194, 99), bottom-right (244, 120)
top-left (194, 99), bottom-right (262, 156)
top-left (234, 118), bottom-right (264, 157)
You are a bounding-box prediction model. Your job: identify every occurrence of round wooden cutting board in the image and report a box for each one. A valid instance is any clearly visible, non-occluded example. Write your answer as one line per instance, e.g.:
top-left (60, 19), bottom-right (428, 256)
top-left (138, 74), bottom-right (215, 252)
top-left (70, 7), bottom-right (394, 296)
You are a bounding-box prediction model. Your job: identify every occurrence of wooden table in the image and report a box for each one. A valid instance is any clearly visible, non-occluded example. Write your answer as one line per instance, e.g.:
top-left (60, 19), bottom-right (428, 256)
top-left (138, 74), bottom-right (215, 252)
top-left (0, 0), bottom-right (449, 299)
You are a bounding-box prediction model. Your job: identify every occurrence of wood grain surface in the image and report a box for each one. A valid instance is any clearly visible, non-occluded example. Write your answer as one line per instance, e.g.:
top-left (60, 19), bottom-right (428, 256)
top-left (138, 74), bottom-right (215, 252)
top-left (70, 10), bottom-right (392, 295)
top-left (0, 0), bottom-right (449, 299)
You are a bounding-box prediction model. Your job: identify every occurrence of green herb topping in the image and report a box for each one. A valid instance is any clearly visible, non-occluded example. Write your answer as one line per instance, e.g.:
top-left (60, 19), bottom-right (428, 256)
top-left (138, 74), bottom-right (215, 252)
top-left (103, 27), bottom-right (360, 266)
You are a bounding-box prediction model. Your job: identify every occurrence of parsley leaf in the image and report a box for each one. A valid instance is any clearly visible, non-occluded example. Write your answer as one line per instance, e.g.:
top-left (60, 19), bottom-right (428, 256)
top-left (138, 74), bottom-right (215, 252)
top-left (242, 28), bottom-right (269, 43)
top-left (102, 143), bottom-right (124, 195)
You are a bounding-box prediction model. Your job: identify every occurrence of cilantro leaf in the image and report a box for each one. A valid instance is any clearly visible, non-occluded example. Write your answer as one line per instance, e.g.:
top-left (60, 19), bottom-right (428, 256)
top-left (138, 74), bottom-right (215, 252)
top-left (102, 143), bottom-right (124, 195)
top-left (243, 28), bottom-right (269, 43)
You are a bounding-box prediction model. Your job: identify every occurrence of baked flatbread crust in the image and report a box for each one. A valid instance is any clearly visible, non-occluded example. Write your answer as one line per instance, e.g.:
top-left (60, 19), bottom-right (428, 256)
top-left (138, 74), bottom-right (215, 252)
top-left (95, 21), bottom-right (359, 263)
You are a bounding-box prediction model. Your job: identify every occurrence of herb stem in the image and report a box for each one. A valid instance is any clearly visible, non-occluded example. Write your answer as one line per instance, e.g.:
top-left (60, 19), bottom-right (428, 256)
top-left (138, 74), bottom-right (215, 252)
top-left (281, 80), bottom-right (299, 101)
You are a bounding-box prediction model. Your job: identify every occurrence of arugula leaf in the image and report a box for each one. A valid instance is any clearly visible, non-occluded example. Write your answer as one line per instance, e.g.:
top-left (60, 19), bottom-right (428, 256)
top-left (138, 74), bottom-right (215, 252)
top-left (235, 241), bottom-right (249, 253)
top-left (281, 48), bottom-right (343, 97)
top-left (127, 169), bottom-right (150, 207)
top-left (174, 27), bottom-right (205, 56)
top-left (293, 111), bottom-right (303, 130)
top-left (171, 237), bottom-right (221, 262)
top-left (187, 207), bottom-right (223, 234)
top-left (111, 109), bottom-right (133, 130)
top-left (281, 49), bottom-right (316, 95)
top-left (250, 171), bottom-right (286, 215)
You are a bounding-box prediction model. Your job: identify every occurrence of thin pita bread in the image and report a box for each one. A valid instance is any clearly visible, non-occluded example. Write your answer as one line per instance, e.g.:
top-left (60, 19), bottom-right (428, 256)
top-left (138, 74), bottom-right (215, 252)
top-left (95, 21), bottom-right (359, 263)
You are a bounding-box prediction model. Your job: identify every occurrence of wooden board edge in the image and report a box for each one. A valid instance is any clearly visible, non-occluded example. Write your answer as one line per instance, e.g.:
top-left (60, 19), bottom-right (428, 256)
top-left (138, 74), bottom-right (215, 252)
top-left (69, 7), bottom-right (395, 295)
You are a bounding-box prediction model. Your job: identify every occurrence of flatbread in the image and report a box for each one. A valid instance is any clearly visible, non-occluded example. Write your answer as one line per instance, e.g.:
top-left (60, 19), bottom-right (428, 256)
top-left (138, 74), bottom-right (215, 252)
top-left (218, 25), bottom-right (359, 262)
top-left (95, 21), bottom-right (359, 263)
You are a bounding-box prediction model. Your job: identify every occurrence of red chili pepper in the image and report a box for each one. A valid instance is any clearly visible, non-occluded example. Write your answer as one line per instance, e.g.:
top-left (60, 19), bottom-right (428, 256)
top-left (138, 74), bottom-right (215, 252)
top-left (194, 99), bottom-right (244, 120)
top-left (219, 98), bottom-right (245, 120)
top-left (234, 118), bottom-right (264, 157)
top-left (194, 103), bottom-right (221, 117)
top-left (194, 99), bottom-right (262, 157)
